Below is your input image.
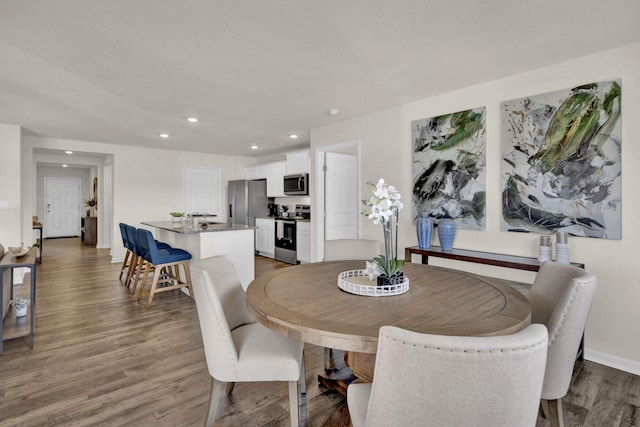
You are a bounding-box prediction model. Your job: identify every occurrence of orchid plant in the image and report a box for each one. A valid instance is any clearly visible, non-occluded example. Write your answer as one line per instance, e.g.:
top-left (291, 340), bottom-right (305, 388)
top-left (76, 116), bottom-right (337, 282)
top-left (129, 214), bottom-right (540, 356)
top-left (362, 179), bottom-right (404, 280)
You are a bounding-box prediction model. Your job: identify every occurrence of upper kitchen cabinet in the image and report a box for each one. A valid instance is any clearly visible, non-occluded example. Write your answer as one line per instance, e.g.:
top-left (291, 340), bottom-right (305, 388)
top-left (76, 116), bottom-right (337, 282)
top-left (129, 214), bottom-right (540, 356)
top-left (266, 161), bottom-right (286, 197)
top-left (246, 164), bottom-right (267, 180)
top-left (247, 149), bottom-right (309, 197)
top-left (285, 149), bottom-right (310, 175)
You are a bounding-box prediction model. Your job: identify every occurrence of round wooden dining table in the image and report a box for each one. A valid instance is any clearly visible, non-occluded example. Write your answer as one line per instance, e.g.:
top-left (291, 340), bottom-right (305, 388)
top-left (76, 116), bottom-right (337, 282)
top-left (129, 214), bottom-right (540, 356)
top-left (246, 261), bottom-right (530, 360)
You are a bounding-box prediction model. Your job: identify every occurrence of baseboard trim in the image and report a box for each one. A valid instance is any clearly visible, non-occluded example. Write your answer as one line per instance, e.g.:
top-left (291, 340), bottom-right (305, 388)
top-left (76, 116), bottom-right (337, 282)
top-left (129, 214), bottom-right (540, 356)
top-left (585, 350), bottom-right (640, 376)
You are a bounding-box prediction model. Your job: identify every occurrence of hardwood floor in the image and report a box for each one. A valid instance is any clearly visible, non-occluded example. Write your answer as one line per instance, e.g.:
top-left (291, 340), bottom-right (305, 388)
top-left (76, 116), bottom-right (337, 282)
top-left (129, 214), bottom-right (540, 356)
top-left (1, 238), bottom-right (638, 426)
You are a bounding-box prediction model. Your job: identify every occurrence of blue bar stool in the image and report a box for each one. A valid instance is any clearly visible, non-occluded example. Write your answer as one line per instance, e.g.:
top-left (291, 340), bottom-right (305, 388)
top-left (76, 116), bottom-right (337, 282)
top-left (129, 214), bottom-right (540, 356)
top-left (125, 224), bottom-right (146, 294)
top-left (125, 225), bottom-right (173, 295)
top-left (136, 228), bottom-right (193, 308)
top-left (118, 223), bottom-right (134, 284)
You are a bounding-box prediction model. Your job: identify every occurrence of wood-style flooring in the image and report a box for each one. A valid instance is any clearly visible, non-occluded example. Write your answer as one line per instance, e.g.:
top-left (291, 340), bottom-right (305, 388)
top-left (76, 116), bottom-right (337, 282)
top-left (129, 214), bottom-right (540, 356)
top-left (0, 238), bottom-right (638, 426)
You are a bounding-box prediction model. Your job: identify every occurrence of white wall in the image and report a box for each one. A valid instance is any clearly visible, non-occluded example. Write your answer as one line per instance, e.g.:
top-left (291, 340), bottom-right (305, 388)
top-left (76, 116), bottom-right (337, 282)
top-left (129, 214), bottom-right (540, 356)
top-left (310, 41), bottom-right (640, 373)
top-left (0, 124), bottom-right (22, 247)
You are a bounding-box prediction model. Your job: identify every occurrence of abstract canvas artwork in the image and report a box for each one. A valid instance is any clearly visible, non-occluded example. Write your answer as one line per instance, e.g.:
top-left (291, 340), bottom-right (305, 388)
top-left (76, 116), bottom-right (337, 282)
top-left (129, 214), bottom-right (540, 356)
top-left (501, 80), bottom-right (622, 239)
top-left (412, 107), bottom-right (486, 230)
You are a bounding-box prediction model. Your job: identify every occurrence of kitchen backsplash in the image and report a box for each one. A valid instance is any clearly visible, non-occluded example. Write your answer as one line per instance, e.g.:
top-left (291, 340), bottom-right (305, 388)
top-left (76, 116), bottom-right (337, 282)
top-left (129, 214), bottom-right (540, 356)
top-left (274, 196), bottom-right (311, 212)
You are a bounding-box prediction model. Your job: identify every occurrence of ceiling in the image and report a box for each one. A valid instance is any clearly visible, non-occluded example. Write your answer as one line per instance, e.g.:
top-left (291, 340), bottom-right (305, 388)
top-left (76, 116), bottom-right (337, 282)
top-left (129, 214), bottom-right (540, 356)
top-left (2, 1), bottom-right (640, 157)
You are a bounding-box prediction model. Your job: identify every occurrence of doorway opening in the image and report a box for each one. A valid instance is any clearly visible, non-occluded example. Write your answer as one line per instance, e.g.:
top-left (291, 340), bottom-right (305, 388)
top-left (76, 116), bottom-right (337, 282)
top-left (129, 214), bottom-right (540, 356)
top-left (34, 148), bottom-right (113, 250)
top-left (314, 141), bottom-right (361, 262)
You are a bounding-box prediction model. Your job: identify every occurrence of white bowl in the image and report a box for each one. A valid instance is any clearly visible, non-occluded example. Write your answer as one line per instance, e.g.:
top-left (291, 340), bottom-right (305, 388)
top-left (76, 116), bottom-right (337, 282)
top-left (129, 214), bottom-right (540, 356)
top-left (8, 246), bottom-right (30, 257)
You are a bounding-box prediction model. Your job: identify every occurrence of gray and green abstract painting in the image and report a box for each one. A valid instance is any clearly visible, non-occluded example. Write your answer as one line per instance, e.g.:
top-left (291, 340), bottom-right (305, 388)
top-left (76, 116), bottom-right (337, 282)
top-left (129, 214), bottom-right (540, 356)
top-left (412, 107), bottom-right (486, 230)
top-left (501, 80), bottom-right (622, 239)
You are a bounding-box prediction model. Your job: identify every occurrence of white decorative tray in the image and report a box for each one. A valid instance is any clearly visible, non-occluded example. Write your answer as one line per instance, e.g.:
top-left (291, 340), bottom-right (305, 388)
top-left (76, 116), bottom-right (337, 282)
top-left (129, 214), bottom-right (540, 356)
top-left (337, 270), bottom-right (409, 297)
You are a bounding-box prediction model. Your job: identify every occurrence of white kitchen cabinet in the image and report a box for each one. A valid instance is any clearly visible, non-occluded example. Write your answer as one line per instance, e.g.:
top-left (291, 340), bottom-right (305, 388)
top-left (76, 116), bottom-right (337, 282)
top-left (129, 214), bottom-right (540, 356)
top-left (255, 218), bottom-right (275, 258)
top-left (296, 221), bottom-right (311, 263)
top-left (246, 164), bottom-right (267, 180)
top-left (286, 149), bottom-right (310, 175)
top-left (266, 161), bottom-right (286, 197)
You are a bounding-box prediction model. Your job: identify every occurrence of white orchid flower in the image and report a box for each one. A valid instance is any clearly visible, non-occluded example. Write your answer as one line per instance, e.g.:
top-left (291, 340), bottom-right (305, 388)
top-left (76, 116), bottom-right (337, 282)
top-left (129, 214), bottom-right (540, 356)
top-left (361, 178), bottom-right (405, 280)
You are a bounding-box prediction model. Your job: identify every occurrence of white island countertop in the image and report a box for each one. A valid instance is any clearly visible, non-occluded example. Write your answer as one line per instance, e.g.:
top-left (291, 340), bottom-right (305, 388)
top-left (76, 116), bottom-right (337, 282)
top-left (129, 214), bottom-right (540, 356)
top-left (141, 221), bottom-right (253, 234)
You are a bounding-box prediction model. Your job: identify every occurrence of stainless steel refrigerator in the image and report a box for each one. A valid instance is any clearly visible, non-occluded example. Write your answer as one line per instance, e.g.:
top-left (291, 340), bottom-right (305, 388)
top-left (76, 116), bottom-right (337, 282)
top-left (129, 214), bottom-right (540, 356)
top-left (228, 179), bottom-right (269, 226)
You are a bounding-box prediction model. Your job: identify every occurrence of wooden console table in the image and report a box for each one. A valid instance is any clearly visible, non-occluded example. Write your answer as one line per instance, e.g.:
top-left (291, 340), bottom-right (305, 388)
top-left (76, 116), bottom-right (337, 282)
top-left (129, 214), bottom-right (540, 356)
top-left (405, 245), bottom-right (585, 360)
top-left (1, 248), bottom-right (37, 354)
top-left (405, 245), bottom-right (584, 271)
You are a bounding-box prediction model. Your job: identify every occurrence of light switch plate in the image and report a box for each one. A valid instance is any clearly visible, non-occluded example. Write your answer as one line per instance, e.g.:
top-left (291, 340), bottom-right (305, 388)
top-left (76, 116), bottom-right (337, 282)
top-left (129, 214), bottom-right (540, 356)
top-left (0, 201), bottom-right (8, 209)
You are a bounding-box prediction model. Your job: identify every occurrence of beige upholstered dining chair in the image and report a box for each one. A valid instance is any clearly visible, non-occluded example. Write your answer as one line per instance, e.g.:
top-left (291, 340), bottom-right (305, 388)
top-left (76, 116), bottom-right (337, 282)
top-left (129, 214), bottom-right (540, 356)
top-left (323, 239), bottom-right (380, 262)
top-left (323, 239), bottom-right (380, 370)
top-left (529, 261), bottom-right (597, 427)
top-left (190, 256), bottom-right (306, 427)
top-left (347, 324), bottom-right (549, 427)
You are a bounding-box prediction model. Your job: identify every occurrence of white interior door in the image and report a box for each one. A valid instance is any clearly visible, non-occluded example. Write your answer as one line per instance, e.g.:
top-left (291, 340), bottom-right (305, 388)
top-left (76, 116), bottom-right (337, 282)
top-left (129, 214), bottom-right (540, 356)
top-left (45, 178), bottom-right (81, 237)
top-left (325, 152), bottom-right (359, 240)
top-left (184, 167), bottom-right (221, 216)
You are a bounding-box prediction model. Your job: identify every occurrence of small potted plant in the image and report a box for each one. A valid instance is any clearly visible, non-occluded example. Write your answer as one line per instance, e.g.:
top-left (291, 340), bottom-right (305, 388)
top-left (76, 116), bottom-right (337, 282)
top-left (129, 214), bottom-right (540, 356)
top-left (84, 197), bottom-right (98, 217)
top-left (10, 297), bottom-right (30, 317)
top-left (169, 212), bottom-right (185, 223)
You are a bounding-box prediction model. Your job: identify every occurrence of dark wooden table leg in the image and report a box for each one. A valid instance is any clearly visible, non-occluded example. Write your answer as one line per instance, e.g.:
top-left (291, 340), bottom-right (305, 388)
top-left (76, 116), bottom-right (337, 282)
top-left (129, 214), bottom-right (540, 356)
top-left (316, 349), bottom-right (359, 396)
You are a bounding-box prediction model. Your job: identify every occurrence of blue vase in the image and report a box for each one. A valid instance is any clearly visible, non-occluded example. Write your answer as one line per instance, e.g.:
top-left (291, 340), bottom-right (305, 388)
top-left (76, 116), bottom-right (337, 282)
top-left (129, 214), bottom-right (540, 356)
top-left (417, 212), bottom-right (433, 249)
top-left (437, 219), bottom-right (456, 251)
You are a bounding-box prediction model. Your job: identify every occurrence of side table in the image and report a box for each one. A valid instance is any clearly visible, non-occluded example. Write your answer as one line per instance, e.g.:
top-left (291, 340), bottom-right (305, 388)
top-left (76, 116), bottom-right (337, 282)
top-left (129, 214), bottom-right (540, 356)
top-left (404, 245), bottom-right (584, 271)
top-left (0, 249), bottom-right (37, 354)
top-left (404, 245), bottom-right (586, 360)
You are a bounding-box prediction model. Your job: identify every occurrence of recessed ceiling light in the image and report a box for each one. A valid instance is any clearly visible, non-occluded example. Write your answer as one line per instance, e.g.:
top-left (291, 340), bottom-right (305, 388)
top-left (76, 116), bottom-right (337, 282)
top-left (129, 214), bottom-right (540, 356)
top-left (328, 108), bottom-right (340, 116)
top-left (289, 134), bottom-right (298, 139)
top-left (65, 150), bottom-right (73, 154)
top-left (250, 143), bottom-right (259, 150)
top-left (160, 133), bottom-right (170, 138)
top-left (187, 117), bottom-right (198, 123)
top-left (62, 164), bottom-right (68, 168)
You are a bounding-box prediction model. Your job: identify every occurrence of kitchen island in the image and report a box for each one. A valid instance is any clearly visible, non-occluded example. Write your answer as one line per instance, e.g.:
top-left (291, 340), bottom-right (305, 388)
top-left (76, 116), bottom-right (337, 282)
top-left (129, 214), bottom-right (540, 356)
top-left (141, 221), bottom-right (255, 289)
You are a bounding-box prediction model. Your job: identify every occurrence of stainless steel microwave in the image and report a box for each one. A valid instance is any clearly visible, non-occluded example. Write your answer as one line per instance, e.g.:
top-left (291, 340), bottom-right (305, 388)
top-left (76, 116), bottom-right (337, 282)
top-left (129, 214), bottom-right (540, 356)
top-left (283, 173), bottom-right (309, 195)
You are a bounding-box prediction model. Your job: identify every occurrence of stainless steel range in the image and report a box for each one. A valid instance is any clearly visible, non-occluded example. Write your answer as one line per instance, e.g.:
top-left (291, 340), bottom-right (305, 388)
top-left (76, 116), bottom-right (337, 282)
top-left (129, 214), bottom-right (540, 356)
top-left (274, 204), bottom-right (310, 264)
